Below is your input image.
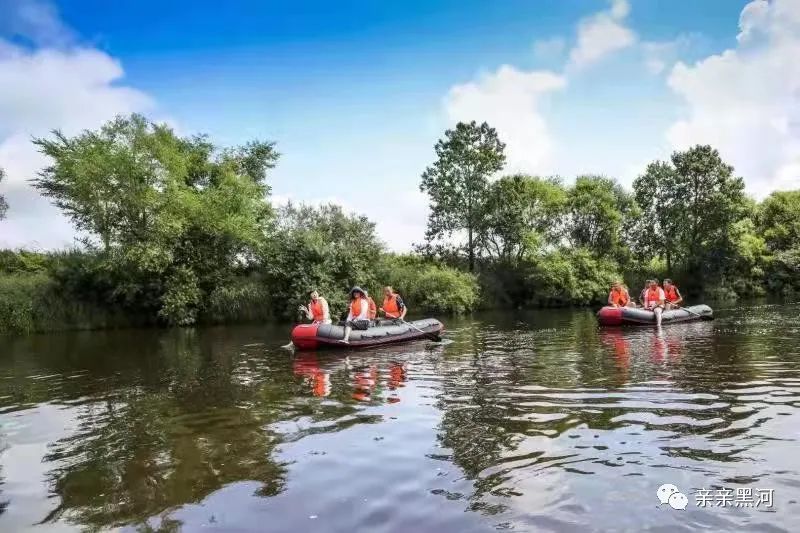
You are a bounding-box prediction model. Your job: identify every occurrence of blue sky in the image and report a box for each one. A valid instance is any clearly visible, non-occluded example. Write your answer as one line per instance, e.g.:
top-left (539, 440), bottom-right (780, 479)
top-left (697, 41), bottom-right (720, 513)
top-left (1, 0), bottom-right (797, 250)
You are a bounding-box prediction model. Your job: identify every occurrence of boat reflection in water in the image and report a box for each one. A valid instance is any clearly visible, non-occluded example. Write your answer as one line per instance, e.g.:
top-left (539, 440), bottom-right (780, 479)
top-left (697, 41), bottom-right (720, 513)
top-left (292, 352), bottom-right (409, 402)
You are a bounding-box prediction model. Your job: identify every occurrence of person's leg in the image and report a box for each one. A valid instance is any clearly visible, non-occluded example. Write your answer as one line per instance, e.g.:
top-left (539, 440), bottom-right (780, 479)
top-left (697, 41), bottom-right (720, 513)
top-left (654, 306), bottom-right (663, 326)
top-left (342, 323), bottom-right (352, 343)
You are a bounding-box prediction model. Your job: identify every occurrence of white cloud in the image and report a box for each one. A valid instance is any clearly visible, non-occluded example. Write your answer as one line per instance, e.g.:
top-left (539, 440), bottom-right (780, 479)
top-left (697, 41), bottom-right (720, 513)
top-left (0, 0), bottom-right (75, 47)
top-left (568, 0), bottom-right (636, 70)
top-left (0, 3), bottom-right (153, 249)
top-left (666, 0), bottom-right (800, 196)
top-left (445, 65), bottom-right (566, 175)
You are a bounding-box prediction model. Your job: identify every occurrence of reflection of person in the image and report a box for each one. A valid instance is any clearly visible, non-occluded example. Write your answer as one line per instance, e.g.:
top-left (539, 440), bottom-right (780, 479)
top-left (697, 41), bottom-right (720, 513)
top-left (608, 281), bottom-right (634, 308)
top-left (643, 279), bottom-right (666, 326)
top-left (341, 287), bottom-right (371, 344)
top-left (352, 365), bottom-right (378, 402)
top-left (380, 286), bottom-right (407, 320)
top-left (663, 279), bottom-right (684, 309)
top-left (292, 354), bottom-right (331, 397)
top-left (600, 330), bottom-right (630, 385)
top-left (387, 361), bottom-right (407, 403)
top-left (298, 290), bottom-right (331, 324)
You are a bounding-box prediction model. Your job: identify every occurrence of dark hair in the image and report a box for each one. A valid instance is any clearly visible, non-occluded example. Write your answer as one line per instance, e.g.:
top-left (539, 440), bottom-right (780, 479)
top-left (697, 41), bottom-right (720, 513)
top-left (663, 278), bottom-right (672, 284)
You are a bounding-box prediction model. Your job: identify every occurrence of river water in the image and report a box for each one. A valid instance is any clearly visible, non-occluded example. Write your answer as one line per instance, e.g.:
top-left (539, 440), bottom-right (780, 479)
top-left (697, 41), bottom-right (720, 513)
top-left (1, 304), bottom-right (799, 532)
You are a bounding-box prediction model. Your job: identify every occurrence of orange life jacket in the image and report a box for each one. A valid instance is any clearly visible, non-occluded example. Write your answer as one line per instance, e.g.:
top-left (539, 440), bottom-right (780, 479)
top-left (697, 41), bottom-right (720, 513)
top-left (609, 287), bottom-right (629, 306)
top-left (645, 286), bottom-right (663, 307)
top-left (383, 294), bottom-right (401, 318)
top-left (310, 299), bottom-right (325, 321)
top-left (350, 298), bottom-right (363, 318)
top-left (664, 285), bottom-right (680, 303)
top-left (367, 297), bottom-right (377, 320)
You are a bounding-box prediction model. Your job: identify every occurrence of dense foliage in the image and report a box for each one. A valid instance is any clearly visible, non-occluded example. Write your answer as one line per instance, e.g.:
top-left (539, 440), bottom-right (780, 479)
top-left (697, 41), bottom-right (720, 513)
top-left (1, 117), bottom-right (799, 334)
top-left (418, 127), bottom-right (800, 306)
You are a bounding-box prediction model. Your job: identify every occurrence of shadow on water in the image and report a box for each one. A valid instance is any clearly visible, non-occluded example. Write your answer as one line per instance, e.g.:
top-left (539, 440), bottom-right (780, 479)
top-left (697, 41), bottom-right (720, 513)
top-left (0, 304), bottom-right (799, 532)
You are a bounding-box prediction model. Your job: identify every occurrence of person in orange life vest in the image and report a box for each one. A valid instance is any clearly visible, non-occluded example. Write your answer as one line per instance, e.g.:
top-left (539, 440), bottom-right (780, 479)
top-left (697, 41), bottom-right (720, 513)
top-left (607, 281), bottom-right (633, 308)
top-left (341, 286), bottom-right (371, 344)
top-left (380, 286), bottom-right (407, 320)
top-left (663, 279), bottom-right (683, 309)
top-left (363, 290), bottom-right (378, 321)
top-left (642, 279), bottom-right (666, 326)
top-left (298, 290), bottom-right (331, 324)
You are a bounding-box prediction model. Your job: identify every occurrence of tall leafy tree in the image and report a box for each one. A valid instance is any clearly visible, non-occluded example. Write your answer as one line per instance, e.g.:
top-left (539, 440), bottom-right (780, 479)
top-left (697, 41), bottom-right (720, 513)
top-left (758, 190), bottom-right (800, 252)
top-left (0, 167), bottom-right (8, 220)
top-left (420, 121), bottom-right (506, 271)
top-left (567, 175), bottom-right (634, 258)
top-left (478, 174), bottom-right (567, 262)
top-left (632, 161), bottom-right (683, 272)
top-left (633, 145), bottom-right (746, 278)
top-left (32, 114), bottom-right (278, 325)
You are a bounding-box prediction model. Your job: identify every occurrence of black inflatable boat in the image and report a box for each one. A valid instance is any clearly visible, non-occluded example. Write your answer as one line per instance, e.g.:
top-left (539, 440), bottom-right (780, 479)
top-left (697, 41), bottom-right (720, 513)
top-left (597, 304), bottom-right (713, 326)
top-left (291, 318), bottom-right (444, 350)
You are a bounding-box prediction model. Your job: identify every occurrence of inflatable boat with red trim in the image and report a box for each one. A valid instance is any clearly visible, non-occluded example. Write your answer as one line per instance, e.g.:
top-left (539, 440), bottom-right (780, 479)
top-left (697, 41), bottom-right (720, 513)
top-left (597, 304), bottom-right (713, 326)
top-left (291, 318), bottom-right (444, 350)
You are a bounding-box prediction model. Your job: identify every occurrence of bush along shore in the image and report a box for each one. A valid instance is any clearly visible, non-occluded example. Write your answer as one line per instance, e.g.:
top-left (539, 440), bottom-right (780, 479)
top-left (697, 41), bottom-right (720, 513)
top-left (1, 116), bottom-right (799, 335)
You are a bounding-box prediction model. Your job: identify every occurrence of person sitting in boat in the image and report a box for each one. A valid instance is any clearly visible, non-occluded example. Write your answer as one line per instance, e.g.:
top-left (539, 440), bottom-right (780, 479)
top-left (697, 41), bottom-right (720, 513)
top-left (638, 280), bottom-right (653, 307)
top-left (642, 279), bottom-right (666, 326)
top-left (607, 281), bottom-right (634, 308)
top-left (341, 286), bottom-right (371, 344)
top-left (380, 286), bottom-right (407, 320)
top-left (663, 279), bottom-right (683, 309)
top-left (298, 290), bottom-right (331, 324)
top-left (364, 290), bottom-right (378, 322)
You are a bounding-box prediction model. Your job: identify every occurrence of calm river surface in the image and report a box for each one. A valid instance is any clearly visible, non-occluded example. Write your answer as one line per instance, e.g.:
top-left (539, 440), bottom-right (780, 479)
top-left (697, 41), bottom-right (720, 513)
top-left (2, 304), bottom-right (800, 532)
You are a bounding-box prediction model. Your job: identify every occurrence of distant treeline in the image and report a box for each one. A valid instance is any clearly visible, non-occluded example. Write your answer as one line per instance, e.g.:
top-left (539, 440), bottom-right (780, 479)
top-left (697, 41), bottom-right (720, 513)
top-left (0, 116), bottom-right (798, 334)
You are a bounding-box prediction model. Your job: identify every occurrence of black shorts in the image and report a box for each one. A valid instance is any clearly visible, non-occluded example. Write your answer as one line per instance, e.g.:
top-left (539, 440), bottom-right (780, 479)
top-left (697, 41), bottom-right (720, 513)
top-left (344, 319), bottom-right (370, 330)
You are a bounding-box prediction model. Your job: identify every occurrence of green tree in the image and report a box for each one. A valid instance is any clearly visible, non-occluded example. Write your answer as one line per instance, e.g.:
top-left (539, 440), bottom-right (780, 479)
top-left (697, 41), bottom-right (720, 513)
top-left (31, 114), bottom-right (277, 325)
top-left (634, 145), bottom-right (746, 279)
top-left (420, 121), bottom-right (506, 271)
top-left (631, 161), bottom-right (682, 272)
top-left (0, 167), bottom-right (8, 220)
top-left (478, 174), bottom-right (566, 262)
top-left (758, 190), bottom-right (800, 252)
top-left (567, 175), bottom-right (634, 259)
top-left (262, 203), bottom-right (384, 319)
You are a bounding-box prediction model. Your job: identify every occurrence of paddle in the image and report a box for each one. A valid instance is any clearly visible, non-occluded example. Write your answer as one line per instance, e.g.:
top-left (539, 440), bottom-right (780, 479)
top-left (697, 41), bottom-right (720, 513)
top-left (676, 305), bottom-right (709, 319)
top-left (398, 318), bottom-right (442, 342)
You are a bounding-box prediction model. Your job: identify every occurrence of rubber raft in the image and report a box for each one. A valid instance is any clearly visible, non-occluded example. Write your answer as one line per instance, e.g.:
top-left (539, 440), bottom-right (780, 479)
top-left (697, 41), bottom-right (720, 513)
top-left (597, 304), bottom-right (713, 326)
top-left (291, 318), bottom-right (444, 350)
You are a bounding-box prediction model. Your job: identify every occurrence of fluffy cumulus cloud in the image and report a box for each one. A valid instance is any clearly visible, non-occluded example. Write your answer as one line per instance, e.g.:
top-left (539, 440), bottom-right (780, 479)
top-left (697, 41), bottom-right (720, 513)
top-left (567, 0), bottom-right (636, 70)
top-left (0, 0), bottom-right (153, 249)
top-left (445, 65), bottom-right (566, 175)
top-left (667, 0), bottom-right (800, 196)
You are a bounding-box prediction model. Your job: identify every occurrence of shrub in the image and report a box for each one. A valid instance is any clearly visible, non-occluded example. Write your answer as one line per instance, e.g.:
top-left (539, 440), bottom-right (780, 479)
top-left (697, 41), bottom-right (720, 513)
top-left (376, 255), bottom-right (479, 315)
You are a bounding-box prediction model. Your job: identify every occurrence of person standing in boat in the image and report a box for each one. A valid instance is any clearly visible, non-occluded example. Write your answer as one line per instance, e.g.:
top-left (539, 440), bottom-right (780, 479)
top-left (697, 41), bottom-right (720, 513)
top-left (341, 286), bottom-right (371, 344)
top-left (663, 279), bottom-right (683, 309)
top-left (643, 279), bottom-right (666, 326)
top-left (298, 290), bottom-right (331, 324)
top-left (607, 281), bottom-right (634, 308)
top-left (380, 286), bottom-right (407, 320)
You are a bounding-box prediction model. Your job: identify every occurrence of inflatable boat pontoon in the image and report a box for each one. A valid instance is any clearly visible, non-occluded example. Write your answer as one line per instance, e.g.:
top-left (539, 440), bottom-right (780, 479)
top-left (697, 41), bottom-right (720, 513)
top-left (291, 318), bottom-right (444, 350)
top-left (597, 304), bottom-right (713, 326)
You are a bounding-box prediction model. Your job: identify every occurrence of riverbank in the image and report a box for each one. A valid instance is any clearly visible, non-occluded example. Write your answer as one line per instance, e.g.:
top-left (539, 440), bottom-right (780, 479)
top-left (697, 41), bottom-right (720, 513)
top-left (3, 245), bottom-right (794, 336)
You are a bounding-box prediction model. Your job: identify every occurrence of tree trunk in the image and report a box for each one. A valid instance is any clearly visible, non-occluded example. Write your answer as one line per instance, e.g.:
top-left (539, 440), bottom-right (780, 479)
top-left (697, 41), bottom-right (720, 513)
top-left (666, 249), bottom-right (672, 275)
top-left (468, 226), bottom-right (474, 272)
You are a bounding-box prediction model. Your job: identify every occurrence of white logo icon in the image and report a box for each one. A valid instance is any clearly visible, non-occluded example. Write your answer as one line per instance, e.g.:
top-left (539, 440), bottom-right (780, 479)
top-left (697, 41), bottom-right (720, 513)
top-left (668, 492), bottom-right (688, 510)
top-left (657, 484), bottom-right (688, 510)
